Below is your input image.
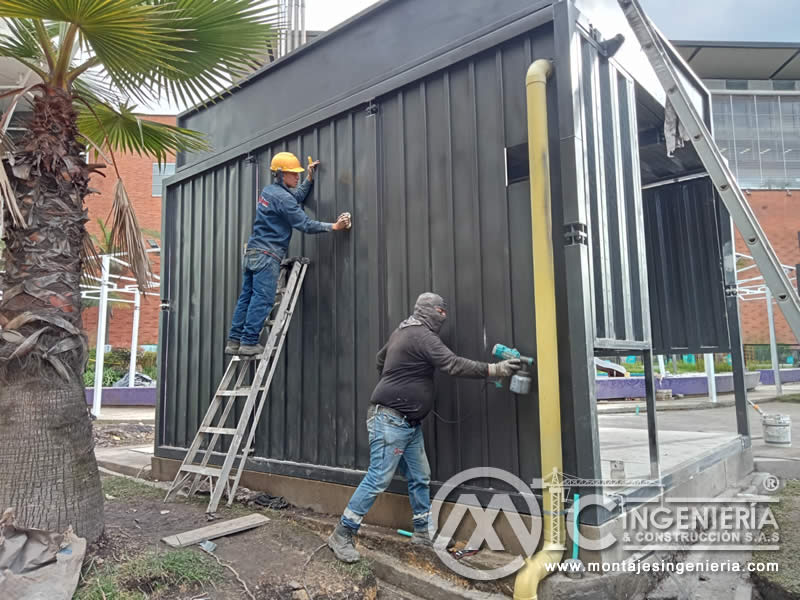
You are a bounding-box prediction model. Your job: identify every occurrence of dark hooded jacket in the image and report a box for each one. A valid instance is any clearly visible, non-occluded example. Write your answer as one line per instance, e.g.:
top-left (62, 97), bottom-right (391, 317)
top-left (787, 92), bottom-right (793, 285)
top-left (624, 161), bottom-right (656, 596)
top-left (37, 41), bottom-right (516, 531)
top-left (370, 293), bottom-right (489, 422)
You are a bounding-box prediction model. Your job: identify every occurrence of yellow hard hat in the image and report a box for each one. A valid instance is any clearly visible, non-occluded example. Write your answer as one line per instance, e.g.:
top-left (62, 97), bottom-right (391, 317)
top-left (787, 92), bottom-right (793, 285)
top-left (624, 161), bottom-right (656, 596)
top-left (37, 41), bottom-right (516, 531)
top-left (270, 152), bottom-right (305, 173)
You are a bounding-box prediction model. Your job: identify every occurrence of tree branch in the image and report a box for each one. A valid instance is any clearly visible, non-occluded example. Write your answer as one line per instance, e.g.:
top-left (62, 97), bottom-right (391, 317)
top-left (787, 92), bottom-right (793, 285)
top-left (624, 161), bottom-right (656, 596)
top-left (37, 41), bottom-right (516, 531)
top-left (33, 19), bottom-right (56, 72)
top-left (67, 56), bottom-right (100, 84)
top-left (53, 23), bottom-right (79, 89)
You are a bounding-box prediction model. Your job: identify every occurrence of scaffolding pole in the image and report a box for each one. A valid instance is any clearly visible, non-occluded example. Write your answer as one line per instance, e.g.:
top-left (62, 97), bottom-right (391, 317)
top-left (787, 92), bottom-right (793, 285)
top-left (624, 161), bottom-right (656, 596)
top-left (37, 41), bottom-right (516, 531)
top-left (766, 288), bottom-right (783, 396)
top-left (128, 289), bottom-right (141, 388)
top-left (92, 255), bottom-right (110, 418)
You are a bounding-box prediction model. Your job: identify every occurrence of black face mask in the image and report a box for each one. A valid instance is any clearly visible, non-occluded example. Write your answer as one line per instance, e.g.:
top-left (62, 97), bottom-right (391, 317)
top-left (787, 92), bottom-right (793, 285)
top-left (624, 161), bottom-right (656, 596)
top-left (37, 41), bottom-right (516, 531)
top-left (407, 292), bottom-right (447, 334)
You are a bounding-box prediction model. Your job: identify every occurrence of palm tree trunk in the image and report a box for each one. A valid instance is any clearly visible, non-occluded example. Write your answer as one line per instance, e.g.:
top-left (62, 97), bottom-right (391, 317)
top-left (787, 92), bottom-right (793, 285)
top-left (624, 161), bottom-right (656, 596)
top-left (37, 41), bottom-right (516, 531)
top-left (0, 87), bottom-right (103, 541)
top-left (0, 375), bottom-right (104, 542)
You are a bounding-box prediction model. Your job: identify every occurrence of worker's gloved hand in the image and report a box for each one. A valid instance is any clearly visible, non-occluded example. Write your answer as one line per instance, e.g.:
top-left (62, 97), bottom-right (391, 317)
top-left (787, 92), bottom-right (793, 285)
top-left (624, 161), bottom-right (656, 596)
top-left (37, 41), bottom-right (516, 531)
top-left (488, 358), bottom-right (522, 377)
top-left (333, 212), bottom-right (352, 231)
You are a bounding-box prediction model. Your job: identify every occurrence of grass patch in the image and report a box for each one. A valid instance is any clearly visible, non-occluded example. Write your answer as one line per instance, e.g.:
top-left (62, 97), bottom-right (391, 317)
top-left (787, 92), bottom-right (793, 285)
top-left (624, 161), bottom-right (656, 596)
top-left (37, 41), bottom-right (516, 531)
top-left (102, 476), bottom-right (164, 501)
top-left (777, 393), bottom-right (800, 404)
top-left (752, 480), bottom-right (800, 597)
top-left (332, 557), bottom-right (373, 580)
top-left (76, 549), bottom-right (223, 600)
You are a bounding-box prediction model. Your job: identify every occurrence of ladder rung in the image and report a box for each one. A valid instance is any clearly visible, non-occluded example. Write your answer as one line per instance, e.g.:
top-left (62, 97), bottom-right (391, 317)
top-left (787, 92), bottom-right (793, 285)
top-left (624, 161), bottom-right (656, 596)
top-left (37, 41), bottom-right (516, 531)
top-left (217, 387), bottom-right (268, 396)
top-left (200, 427), bottom-right (237, 435)
top-left (180, 464), bottom-right (223, 477)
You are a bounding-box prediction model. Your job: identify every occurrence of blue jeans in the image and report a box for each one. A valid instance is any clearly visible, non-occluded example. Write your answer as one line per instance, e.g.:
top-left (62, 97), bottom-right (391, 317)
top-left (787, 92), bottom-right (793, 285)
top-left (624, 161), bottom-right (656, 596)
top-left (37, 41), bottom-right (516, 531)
top-left (341, 407), bottom-right (431, 532)
top-left (228, 249), bottom-right (281, 346)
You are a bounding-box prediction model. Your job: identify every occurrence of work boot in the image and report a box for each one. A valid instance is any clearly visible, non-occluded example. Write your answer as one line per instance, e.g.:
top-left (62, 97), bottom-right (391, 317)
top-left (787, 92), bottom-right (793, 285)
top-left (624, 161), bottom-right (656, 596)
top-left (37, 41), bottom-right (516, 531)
top-left (411, 526), bottom-right (454, 549)
top-left (238, 343), bottom-right (264, 356)
top-left (411, 527), bottom-right (433, 548)
top-left (327, 524), bottom-right (360, 563)
top-left (224, 340), bottom-right (240, 355)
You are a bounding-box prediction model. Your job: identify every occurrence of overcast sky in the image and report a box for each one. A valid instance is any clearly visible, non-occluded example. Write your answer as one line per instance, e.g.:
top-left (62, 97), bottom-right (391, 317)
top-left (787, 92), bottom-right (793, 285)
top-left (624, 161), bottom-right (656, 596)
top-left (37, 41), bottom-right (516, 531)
top-left (308, 0), bottom-right (800, 43)
top-left (640, 0), bottom-right (800, 42)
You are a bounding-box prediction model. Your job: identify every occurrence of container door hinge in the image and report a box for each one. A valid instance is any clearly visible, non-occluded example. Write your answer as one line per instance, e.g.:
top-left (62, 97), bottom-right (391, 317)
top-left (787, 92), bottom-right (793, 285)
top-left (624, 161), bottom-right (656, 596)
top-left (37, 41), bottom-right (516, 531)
top-left (724, 284), bottom-right (739, 299)
top-left (366, 101), bottom-right (379, 116)
top-left (161, 299), bottom-right (172, 311)
top-left (564, 222), bottom-right (588, 246)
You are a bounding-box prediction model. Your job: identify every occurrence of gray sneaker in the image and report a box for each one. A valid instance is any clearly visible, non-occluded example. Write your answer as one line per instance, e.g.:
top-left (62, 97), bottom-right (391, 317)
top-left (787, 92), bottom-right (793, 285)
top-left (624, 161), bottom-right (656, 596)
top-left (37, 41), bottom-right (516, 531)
top-left (224, 340), bottom-right (240, 355)
top-left (328, 524), bottom-right (360, 563)
top-left (238, 343), bottom-right (264, 356)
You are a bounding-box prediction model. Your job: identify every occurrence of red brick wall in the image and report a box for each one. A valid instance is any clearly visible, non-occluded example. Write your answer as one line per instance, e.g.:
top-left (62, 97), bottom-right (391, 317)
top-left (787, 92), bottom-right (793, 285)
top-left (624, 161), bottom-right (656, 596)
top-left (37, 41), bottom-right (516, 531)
top-left (82, 115), bottom-right (175, 349)
top-left (734, 189), bottom-right (800, 345)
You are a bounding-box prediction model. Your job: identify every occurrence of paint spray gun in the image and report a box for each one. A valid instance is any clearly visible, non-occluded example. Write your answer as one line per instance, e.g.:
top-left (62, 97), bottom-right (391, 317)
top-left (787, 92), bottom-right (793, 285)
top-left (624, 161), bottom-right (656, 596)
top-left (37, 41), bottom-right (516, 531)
top-left (491, 344), bottom-right (535, 394)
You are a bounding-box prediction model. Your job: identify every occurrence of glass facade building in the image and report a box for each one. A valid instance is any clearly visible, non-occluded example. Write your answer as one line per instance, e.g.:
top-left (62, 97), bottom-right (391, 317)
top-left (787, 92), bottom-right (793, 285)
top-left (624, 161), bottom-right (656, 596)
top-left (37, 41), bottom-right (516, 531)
top-left (712, 93), bottom-right (800, 189)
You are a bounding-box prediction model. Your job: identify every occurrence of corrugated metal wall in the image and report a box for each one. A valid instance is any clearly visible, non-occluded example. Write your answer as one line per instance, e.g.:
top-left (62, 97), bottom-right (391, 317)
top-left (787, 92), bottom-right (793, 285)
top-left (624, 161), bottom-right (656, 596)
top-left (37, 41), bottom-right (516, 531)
top-left (159, 30), bottom-right (556, 489)
top-left (643, 177), bottom-right (730, 354)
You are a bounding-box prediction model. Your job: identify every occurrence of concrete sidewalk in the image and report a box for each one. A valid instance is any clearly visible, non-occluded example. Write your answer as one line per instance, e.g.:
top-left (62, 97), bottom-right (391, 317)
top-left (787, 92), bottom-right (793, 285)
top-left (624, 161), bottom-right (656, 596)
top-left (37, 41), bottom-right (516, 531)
top-left (96, 445), bottom-right (154, 478)
top-left (600, 393), bottom-right (800, 479)
top-left (94, 406), bottom-right (155, 423)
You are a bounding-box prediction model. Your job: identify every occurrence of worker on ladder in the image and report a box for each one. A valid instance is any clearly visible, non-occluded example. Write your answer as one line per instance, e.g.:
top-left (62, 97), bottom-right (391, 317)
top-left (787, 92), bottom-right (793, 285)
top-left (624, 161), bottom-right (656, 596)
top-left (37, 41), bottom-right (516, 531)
top-left (226, 152), bottom-right (351, 356)
top-left (327, 292), bottom-right (522, 563)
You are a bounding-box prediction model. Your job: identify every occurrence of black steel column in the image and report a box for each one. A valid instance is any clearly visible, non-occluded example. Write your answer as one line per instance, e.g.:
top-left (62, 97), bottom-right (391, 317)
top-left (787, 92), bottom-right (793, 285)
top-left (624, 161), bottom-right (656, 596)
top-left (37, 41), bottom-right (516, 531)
top-left (642, 350), bottom-right (661, 480)
top-left (554, 0), bottom-right (604, 523)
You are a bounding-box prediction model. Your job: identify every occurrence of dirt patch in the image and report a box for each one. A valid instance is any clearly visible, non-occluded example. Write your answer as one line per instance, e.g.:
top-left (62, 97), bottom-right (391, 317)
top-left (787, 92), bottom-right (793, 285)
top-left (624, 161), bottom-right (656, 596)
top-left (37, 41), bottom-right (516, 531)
top-left (291, 510), bottom-right (514, 597)
top-left (752, 480), bottom-right (800, 599)
top-left (94, 423), bottom-right (154, 447)
top-left (76, 476), bottom-right (377, 599)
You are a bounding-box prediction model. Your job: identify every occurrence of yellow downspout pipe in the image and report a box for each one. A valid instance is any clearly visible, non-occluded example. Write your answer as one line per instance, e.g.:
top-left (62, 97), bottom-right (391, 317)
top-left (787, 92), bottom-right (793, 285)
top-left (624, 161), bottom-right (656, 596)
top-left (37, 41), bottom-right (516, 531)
top-left (513, 59), bottom-right (565, 600)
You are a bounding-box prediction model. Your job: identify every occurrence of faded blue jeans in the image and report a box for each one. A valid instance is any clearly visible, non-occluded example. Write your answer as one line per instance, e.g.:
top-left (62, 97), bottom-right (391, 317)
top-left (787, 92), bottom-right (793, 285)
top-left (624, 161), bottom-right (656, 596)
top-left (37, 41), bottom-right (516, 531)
top-left (228, 249), bottom-right (281, 346)
top-left (341, 406), bottom-right (431, 532)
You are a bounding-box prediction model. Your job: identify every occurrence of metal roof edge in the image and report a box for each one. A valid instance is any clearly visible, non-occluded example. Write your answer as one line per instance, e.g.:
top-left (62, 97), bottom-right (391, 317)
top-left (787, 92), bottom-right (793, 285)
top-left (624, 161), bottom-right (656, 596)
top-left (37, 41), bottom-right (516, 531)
top-left (166, 2), bottom-right (556, 186)
top-left (672, 40), bottom-right (800, 49)
top-left (177, 0), bottom-right (397, 121)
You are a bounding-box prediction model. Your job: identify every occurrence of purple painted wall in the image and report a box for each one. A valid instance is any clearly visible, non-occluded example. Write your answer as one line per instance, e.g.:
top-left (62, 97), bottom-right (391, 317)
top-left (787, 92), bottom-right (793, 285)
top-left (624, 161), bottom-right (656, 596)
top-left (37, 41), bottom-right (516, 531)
top-left (85, 387), bottom-right (156, 406)
top-left (759, 369), bottom-right (800, 386)
top-left (596, 372), bottom-right (761, 400)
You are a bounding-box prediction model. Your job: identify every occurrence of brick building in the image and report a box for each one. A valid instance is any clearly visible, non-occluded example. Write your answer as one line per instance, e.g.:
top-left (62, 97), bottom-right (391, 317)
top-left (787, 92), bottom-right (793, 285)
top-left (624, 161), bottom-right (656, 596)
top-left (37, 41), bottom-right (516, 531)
top-left (82, 115), bottom-right (176, 349)
top-left (674, 42), bottom-right (800, 346)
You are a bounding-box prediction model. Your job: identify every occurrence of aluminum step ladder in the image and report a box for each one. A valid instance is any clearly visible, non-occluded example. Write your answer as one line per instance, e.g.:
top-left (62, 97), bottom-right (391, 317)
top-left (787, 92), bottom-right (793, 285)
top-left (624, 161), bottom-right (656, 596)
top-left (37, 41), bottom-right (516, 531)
top-left (164, 257), bottom-right (309, 514)
top-left (618, 0), bottom-right (800, 342)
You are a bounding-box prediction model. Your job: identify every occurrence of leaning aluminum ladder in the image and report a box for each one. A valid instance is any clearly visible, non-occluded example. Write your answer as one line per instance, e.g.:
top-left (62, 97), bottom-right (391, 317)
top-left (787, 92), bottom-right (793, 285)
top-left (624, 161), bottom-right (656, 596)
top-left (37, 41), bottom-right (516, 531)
top-left (618, 0), bottom-right (800, 342)
top-left (164, 257), bottom-right (309, 514)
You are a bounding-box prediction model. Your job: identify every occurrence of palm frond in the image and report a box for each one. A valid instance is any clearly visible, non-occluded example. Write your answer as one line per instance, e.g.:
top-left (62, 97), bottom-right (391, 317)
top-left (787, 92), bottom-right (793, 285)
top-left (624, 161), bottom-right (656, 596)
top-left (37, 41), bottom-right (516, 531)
top-left (0, 17), bottom-right (48, 78)
top-left (108, 178), bottom-right (151, 292)
top-left (0, 17), bottom-right (42, 60)
top-left (76, 100), bottom-right (208, 165)
top-left (149, 0), bottom-right (282, 107)
top-left (0, 0), bottom-right (177, 99)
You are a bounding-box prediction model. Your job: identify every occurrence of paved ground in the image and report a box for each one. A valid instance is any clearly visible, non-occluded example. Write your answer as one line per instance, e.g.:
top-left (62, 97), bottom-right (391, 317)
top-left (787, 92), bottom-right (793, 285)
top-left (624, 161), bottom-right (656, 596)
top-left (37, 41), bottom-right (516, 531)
top-left (597, 384), bottom-right (788, 414)
top-left (93, 406), bottom-right (156, 423)
top-left (599, 382), bottom-right (800, 480)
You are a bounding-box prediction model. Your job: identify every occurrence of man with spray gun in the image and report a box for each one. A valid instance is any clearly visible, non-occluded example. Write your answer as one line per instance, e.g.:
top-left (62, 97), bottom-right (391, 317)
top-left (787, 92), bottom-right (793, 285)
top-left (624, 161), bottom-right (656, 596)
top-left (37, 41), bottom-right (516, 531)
top-left (226, 152), bottom-right (351, 356)
top-left (327, 292), bottom-right (522, 563)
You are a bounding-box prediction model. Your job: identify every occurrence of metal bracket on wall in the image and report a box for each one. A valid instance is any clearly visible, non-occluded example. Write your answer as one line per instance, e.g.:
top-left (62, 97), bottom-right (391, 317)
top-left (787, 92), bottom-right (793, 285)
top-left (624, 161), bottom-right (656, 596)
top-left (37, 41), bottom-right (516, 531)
top-left (245, 154), bottom-right (258, 164)
top-left (366, 101), bottom-right (379, 116)
top-left (724, 284), bottom-right (738, 299)
top-left (564, 222), bottom-right (588, 246)
top-left (160, 299), bottom-right (172, 312)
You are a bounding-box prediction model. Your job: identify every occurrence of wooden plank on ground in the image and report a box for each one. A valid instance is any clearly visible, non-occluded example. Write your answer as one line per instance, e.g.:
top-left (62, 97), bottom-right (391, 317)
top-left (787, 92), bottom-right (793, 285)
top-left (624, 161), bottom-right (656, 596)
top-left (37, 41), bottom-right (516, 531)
top-left (161, 514), bottom-right (270, 548)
